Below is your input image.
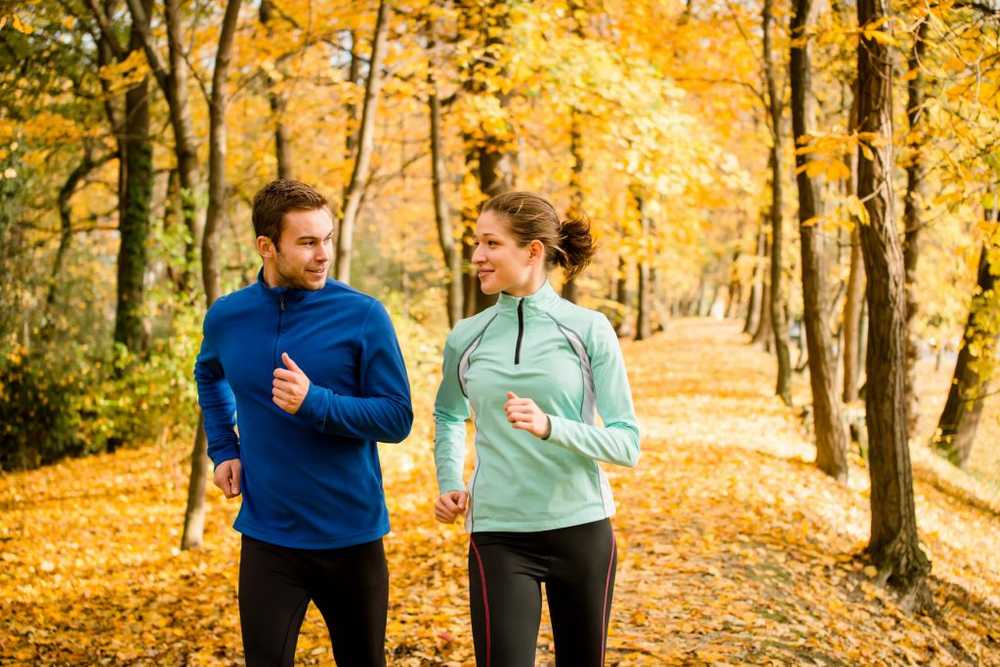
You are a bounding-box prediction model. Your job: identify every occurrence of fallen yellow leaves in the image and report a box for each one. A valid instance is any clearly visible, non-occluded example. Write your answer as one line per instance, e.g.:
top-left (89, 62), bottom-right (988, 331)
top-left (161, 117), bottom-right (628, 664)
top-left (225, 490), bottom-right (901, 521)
top-left (1, 319), bottom-right (998, 665)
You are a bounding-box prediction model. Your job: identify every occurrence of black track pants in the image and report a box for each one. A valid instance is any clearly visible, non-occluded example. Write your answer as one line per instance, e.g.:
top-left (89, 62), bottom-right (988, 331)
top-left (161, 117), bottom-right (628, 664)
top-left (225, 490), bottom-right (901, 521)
top-left (468, 518), bottom-right (617, 667)
top-left (238, 535), bottom-right (389, 667)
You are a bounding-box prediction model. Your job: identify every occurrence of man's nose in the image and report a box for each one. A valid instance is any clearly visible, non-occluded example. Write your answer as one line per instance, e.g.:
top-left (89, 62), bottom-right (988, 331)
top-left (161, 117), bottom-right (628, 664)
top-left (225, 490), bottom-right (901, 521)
top-left (315, 242), bottom-right (330, 262)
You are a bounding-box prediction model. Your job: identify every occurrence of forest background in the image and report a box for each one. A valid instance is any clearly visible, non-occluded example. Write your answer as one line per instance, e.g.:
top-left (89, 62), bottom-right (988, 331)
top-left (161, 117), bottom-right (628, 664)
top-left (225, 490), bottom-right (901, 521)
top-left (1, 0), bottom-right (1000, 663)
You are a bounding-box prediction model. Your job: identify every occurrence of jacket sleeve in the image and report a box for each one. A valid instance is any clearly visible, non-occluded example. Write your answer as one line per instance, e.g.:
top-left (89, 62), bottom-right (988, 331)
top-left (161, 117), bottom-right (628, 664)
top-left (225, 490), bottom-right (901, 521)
top-left (433, 332), bottom-right (470, 493)
top-left (194, 307), bottom-right (240, 468)
top-left (544, 315), bottom-right (641, 467)
top-left (296, 300), bottom-right (414, 443)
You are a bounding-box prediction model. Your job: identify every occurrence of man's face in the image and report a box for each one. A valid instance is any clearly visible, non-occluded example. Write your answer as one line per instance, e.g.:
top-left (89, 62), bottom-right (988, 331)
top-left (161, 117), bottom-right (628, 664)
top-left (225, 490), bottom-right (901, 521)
top-left (259, 208), bottom-right (334, 290)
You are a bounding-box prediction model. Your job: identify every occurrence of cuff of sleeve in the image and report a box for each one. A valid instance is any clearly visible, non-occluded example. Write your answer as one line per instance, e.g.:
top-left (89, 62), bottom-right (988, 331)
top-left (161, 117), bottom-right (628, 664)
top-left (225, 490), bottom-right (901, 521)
top-left (438, 476), bottom-right (465, 494)
top-left (208, 441), bottom-right (240, 469)
top-left (545, 414), bottom-right (569, 446)
top-left (299, 382), bottom-right (329, 429)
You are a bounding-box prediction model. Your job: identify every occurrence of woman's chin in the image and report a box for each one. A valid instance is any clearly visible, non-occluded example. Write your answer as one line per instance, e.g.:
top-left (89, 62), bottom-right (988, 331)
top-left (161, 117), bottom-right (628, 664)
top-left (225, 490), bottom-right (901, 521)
top-left (478, 280), bottom-right (501, 295)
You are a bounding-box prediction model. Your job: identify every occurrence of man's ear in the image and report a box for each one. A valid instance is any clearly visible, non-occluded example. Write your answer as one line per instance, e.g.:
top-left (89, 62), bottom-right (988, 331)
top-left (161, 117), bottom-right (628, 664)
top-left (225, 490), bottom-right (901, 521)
top-left (256, 235), bottom-right (276, 259)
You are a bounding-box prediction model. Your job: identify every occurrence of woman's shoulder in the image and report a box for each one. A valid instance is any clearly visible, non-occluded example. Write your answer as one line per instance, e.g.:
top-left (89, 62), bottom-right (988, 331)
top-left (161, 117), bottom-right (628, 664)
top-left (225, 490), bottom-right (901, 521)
top-left (548, 297), bottom-right (617, 342)
top-left (444, 306), bottom-right (502, 350)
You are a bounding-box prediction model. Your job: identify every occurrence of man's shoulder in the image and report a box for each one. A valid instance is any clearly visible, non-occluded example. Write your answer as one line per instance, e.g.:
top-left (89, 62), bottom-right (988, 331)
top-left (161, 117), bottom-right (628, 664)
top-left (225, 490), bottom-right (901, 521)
top-left (205, 283), bottom-right (260, 320)
top-left (316, 279), bottom-right (384, 314)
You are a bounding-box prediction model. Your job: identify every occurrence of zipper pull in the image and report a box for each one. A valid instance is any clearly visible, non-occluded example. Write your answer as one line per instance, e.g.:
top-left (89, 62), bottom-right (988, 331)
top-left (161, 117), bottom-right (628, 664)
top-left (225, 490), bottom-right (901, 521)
top-left (280, 295), bottom-right (286, 311)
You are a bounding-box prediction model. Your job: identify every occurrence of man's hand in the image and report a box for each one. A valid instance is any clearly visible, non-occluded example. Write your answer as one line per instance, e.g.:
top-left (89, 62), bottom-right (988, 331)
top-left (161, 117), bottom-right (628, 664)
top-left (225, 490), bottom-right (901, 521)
top-left (503, 391), bottom-right (551, 438)
top-left (214, 458), bottom-right (242, 498)
top-left (434, 490), bottom-right (469, 523)
top-left (273, 352), bottom-right (310, 414)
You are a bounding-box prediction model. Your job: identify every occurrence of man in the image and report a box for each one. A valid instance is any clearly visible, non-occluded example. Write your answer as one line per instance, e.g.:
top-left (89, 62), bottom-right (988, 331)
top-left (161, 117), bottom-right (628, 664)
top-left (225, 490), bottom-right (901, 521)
top-left (194, 179), bottom-right (413, 667)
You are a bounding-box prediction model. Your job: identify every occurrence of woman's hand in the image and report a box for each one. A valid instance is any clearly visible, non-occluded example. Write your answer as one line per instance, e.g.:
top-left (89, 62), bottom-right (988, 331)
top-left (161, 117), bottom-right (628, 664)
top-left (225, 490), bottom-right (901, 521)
top-left (435, 490), bottom-right (469, 523)
top-left (504, 391), bottom-right (551, 439)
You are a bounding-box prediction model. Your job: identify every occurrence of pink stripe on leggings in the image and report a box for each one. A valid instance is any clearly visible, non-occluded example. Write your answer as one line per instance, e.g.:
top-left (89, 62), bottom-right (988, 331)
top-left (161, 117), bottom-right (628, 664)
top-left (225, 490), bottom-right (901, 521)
top-left (599, 529), bottom-right (616, 666)
top-left (470, 538), bottom-right (491, 667)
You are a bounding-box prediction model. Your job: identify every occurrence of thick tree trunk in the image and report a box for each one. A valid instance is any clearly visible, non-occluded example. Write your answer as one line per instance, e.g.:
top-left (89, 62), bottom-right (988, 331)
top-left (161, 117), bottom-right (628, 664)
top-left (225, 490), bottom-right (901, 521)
top-left (260, 0), bottom-right (292, 179)
top-left (762, 0), bottom-right (791, 397)
top-left (113, 1), bottom-right (154, 356)
top-left (427, 23), bottom-right (463, 328)
top-left (127, 0), bottom-right (201, 296)
top-left (903, 18), bottom-right (929, 437)
top-left (856, 0), bottom-right (932, 609)
top-left (182, 0), bottom-right (242, 551)
top-left (933, 205), bottom-right (1000, 468)
top-left (790, 0), bottom-right (848, 480)
top-left (460, 1), bottom-right (514, 316)
top-left (336, 0), bottom-right (389, 284)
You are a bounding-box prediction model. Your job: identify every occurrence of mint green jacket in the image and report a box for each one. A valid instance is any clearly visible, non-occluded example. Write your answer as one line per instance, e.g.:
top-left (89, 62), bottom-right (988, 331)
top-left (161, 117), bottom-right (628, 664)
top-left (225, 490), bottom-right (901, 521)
top-left (433, 281), bottom-right (641, 533)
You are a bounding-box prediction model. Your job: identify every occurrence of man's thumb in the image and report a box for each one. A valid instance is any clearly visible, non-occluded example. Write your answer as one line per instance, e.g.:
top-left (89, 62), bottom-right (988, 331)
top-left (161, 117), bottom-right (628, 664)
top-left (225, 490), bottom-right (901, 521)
top-left (282, 352), bottom-right (301, 372)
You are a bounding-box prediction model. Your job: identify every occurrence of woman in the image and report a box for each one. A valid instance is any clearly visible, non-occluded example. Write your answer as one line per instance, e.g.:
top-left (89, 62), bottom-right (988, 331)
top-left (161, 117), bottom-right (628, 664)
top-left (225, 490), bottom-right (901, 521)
top-left (433, 191), bottom-right (640, 666)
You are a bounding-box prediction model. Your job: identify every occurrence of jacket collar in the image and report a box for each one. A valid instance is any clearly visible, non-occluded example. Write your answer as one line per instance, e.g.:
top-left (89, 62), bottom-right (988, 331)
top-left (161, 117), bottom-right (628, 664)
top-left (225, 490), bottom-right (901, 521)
top-left (496, 280), bottom-right (561, 312)
top-left (254, 268), bottom-right (326, 304)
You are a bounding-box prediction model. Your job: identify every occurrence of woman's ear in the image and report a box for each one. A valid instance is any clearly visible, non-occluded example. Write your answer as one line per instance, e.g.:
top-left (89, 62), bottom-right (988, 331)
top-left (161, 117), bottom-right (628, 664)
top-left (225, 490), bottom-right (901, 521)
top-left (529, 239), bottom-right (545, 264)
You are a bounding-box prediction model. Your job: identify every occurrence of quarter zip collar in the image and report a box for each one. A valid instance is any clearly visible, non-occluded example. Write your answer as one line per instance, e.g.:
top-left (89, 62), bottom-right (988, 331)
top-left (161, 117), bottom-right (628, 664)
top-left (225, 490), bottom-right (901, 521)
top-left (255, 268), bottom-right (326, 307)
top-left (496, 280), bottom-right (560, 314)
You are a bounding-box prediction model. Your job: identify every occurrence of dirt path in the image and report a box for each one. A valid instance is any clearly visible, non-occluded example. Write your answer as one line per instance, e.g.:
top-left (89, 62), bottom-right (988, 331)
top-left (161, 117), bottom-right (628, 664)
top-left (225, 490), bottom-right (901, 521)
top-left (1, 319), bottom-right (998, 665)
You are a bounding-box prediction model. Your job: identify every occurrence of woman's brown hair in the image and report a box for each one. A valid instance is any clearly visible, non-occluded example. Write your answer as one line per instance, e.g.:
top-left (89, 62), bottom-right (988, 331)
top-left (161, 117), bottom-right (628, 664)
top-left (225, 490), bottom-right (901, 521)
top-left (481, 191), bottom-right (596, 281)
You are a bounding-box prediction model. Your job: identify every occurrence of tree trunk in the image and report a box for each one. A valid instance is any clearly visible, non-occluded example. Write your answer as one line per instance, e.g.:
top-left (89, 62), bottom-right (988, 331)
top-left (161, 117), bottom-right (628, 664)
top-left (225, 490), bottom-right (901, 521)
top-left (45, 150), bottom-right (104, 325)
top-left (744, 222), bottom-right (766, 334)
top-left (843, 225), bottom-right (866, 402)
top-left (933, 204), bottom-right (1000, 467)
top-left (336, 0), bottom-right (389, 284)
top-left (127, 0), bottom-right (201, 297)
top-left (790, 0), bottom-right (848, 479)
top-left (182, 0), bottom-right (242, 551)
top-left (460, 1), bottom-right (514, 316)
top-left (113, 0), bottom-right (154, 356)
top-left (635, 200), bottom-right (652, 341)
top-left (725, 249), bottom-right (742, 318)
top-left (427, 20), bottom-right (463, 328)
top-left (562, 113), bottom-right (585, 303)
top-left (856, 0), bottom-right (932, 609)
top-left (615, 254), bottom-right (633, 337)
top-left (842, 79), bottom-right (865, 403)
top-left (562, 4), bottom-right (586, 303)
top-left (752, 232), bottom-right (774, 350)
top-left (260, 0), bottom-right (292, 179)
top-left (762, 0), bottom-right (791, 394)
top-left (180, 415), bottom-right (210, 550)
top-left (903, 17), bottom-right (929, 437)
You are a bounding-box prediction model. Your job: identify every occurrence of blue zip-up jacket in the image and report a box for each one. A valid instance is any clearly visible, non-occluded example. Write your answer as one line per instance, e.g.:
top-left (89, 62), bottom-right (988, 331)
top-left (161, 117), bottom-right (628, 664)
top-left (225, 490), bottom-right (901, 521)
top-left (194, 272), bottom-right (413, 549)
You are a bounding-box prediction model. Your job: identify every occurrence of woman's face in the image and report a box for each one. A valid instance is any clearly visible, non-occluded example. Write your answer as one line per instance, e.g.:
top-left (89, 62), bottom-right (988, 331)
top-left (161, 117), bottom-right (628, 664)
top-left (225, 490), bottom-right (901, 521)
top-left (471, 211), bottom-right (537, 295)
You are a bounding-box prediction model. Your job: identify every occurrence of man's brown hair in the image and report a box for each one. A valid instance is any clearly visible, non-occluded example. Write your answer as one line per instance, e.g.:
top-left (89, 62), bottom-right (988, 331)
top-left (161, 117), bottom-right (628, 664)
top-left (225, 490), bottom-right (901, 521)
top-left (251, 179), bottom-right (329, 247)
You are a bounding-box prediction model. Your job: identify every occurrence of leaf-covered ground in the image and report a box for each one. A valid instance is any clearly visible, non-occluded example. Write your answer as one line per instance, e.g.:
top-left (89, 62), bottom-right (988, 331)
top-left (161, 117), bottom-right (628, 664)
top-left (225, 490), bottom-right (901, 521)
top-left (1, 319), bottom-right (999, 665)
